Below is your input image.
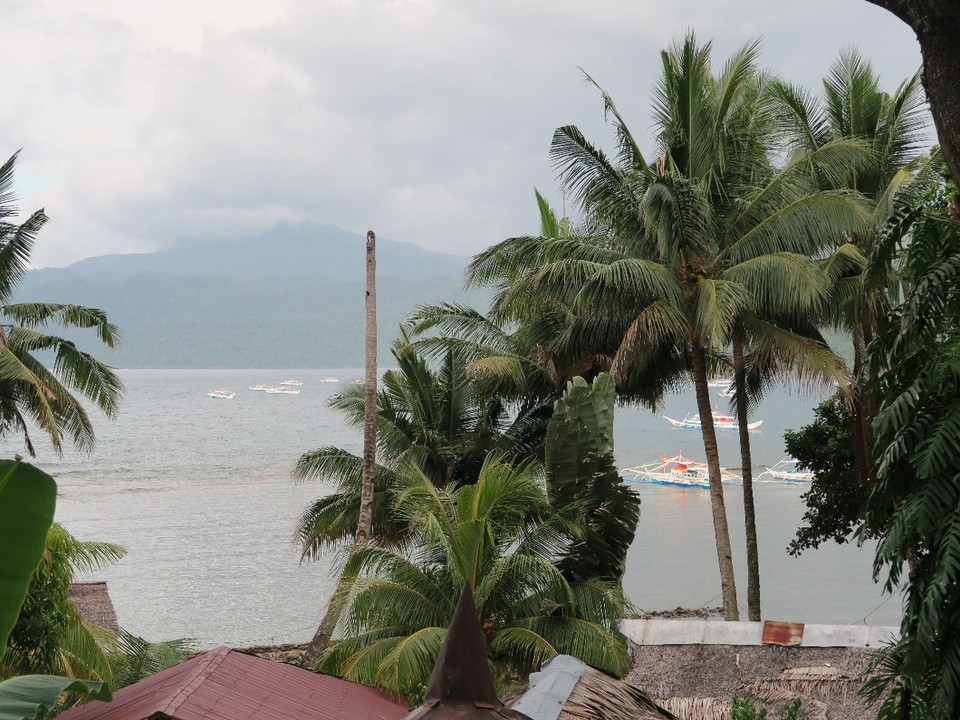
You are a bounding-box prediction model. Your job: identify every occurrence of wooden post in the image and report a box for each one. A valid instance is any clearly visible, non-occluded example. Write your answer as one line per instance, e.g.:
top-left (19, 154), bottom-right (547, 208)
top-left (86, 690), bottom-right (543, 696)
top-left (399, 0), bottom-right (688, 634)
top-left (356, 230), bottom-right (377, 544)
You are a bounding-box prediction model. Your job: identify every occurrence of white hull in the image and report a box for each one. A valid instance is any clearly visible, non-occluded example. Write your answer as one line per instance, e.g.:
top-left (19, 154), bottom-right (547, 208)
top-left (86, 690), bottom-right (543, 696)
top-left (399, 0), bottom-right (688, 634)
top-left (757, 457), bottom-right (813, 483)
top-left (663, 414), bottom-right (762, 431)
top-left (207, 390), bottom-right (235, 399)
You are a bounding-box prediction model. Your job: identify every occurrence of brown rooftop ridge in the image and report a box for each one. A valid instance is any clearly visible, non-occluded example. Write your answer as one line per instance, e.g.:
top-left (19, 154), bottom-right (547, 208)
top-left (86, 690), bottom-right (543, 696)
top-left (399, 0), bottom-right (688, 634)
top-left (58, 645), bottom-right (409, 720)
top-left (403, 583), bottom-right (531, 719)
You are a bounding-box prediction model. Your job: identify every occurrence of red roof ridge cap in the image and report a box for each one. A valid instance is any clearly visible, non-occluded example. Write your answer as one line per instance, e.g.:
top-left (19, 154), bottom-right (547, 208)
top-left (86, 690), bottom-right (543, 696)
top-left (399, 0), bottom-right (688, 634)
top-left (158, 646), bottom-right (233, 716)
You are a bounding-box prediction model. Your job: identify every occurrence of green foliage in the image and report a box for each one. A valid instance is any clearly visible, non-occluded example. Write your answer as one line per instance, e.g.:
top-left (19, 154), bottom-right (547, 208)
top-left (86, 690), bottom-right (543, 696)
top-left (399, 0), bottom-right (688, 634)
top-left (731, 696), bottom-right (768, 720)
top-left (0, 460), bottom-right (111, 717)
top-left (0, 675), bottom-right (111, 720)
top-left (785, 394), bottom-right (866, 555)
top-left (545, 374), bottom-right (640, 582)
top-left (862, 150), bottom-right (960, 718)
top-left (731, 696), bottom-right (805, 720)
top-left (319, 455), bottom-right (630, 701)
top-left (293, 338), bottom-right (552, 558)
top-left (0, 152), bottom-right (123, 456)
top-left (3, 524), bottom-right (124, 681)
top-left (106, 630), bottom-right (195, 689)
top-left (0, 460), bottom-right (57, 664)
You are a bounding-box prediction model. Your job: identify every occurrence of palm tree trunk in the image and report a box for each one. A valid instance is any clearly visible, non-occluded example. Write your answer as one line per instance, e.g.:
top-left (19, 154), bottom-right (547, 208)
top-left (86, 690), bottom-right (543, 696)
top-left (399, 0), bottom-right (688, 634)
top-left (851, 311), bottom-right (874, 489)
top-left (692, 345), bottom-right (739, 621)
top-left (356, 230), bottom-right (377, 544)
top-left (733, 334), bottom-right (760, 621)
top-left (300, 568), bottom-right (355, 667)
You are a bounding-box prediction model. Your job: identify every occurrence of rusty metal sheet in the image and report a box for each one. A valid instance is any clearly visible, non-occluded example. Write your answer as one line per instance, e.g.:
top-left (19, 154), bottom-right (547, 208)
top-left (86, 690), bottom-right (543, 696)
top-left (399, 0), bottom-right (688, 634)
top-left (762, 620), bottom-right (805, 646)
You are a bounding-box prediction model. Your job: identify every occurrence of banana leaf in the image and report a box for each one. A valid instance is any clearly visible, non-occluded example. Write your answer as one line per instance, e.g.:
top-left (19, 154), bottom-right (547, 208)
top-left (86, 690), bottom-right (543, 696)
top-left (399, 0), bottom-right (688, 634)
top-left (0, 460), bottom-right (57, 661)
top-left (0, 675), bottom-right (111, 720)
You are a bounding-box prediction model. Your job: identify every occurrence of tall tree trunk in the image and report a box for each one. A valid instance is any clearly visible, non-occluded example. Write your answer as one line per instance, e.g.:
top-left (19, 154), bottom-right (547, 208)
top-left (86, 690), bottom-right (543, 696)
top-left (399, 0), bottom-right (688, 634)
top-left (851, 310), bottom-right (874, 489)
top-left (300, 568), bottom-right (356, 667)
top-left (733, 334), bottom-right (760, 621)
top-left (356, 230), bottom-right (377, 544)
top-left (865, 0), bottom-right (960, 198)
top-left (692, 346), bottom-right (740, 621)
top-left (304, 230), bottom-right (378, 665)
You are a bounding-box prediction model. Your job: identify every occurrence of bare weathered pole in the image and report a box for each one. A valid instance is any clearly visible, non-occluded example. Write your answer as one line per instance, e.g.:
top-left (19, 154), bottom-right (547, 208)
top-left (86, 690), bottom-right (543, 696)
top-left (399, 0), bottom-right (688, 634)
top-left (356, 229), bottom-right (377, 544)
top-left (302, 229), bottom-right (378, 667)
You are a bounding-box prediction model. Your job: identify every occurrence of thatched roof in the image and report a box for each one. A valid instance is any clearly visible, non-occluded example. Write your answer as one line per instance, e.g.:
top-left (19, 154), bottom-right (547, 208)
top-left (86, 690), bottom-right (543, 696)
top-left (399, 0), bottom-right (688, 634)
top-left (509, 655), bottom-right (675, 720)
top-left (69, 581), bottom-right (118, 630)
top-left (628, 644), bottom-right (876, 720)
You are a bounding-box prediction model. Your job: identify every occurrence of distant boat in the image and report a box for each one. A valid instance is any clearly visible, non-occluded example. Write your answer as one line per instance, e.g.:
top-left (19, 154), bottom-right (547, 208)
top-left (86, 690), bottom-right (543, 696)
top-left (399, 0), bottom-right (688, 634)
top-left (707, 377), bottom-right (734, 388)
top-left (248, 385), bottom-right (276, 392)
top-left (279, 379), bottom-right (303, 386)
top-left (319, 377), bottom-right (339, 383)
top-left (266, 387), bottom-right (300, 394)
top-left (620, 453), bottom-right (742, 488)
top-left (757, 457), bottom-right (814, 483)
top-left (717, 384), bottom-right (736, 398)
top-left (207, 389), bottom-right (236, 399)
top-left (663, 410), bottom-right (762, 431)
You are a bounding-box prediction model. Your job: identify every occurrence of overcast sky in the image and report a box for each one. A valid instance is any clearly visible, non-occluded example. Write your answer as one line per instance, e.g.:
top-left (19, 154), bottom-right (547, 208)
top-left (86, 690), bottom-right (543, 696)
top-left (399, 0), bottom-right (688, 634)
top-left (2, 0), bottom-right (925, 268)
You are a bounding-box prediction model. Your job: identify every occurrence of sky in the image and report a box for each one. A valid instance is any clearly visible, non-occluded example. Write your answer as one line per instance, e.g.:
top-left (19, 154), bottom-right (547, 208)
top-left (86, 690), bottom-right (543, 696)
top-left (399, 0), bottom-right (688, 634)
top-left (1, 0), bottom-right (926, 268)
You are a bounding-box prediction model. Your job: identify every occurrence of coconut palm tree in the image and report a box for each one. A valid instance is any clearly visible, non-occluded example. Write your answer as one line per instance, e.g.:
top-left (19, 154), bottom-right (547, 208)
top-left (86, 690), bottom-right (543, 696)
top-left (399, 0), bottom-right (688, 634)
top-left (771, 50), bottom-right (928, 489)
top-left (295, 335), bottom-right (554, 665)
top-left (467, 34), bottom-right (867, 620)
top-left (0, 151), bottom-right (123, 457)
top-left (319, 454), bottom-right (629, 701)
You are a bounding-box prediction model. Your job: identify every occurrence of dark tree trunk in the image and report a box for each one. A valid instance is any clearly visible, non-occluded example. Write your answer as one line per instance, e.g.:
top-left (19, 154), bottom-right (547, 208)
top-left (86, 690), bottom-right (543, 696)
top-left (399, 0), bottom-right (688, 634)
top-left (356, 230), bottom-right (377, 544)
top-left (692, 346), bottom-right (740, 621)
top-left (865, 0), bottom-right (960, 207)
top-left (733, 334), bottom-right (761, 621)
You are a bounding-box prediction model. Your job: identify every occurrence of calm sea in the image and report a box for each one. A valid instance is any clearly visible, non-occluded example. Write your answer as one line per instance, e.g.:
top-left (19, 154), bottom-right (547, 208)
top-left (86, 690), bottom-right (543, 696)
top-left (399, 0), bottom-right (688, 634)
top-left (3, 369), bottom-right (902, 647)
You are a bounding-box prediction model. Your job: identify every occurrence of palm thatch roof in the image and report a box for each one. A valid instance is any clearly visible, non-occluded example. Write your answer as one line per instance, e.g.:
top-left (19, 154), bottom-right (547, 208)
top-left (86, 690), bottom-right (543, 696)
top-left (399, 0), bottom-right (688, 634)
top-left (628, 644), bottom-right (876, 720)
top-left (69, 581), bottom-right (118, 630)
top-left (509, 655), bottom-right (676, 720)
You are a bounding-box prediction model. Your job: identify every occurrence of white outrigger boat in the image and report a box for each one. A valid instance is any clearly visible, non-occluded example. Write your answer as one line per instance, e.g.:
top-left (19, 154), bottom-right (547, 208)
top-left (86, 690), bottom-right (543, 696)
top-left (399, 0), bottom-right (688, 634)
top-left (620, 454), bottom-right (742, 488)
top-left (248, 384), bottom-right (276, 392)
top-left (663, 410), bottom-right (762, 431)
top-left (320, 377), bottom-right (339, 383)
top-left (757, 457), bottom-right (813, 483)
top-left (707, 377), bottom-right (734, 388)
top-left (279, 379), bottom-right (303, 386)
top-left (206, 389), bottom-right (236, 399)
top-left (266, 386), bottom-right (300, 394)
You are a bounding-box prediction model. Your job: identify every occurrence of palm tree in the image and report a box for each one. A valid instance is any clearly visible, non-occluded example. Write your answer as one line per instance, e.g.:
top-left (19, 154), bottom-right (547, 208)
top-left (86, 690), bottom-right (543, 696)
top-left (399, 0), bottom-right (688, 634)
top-left (468, 34), bottom-right (866, 620)
top-left (295, 336), bottom-right (553, 665)
top-left (0, 152), bottom-right (123, 457)
top-left (319, 454), bottom-right (629, 701)
top-left (771, 50), bottom-right (928, 489)
top-left (2, 523), bottom-right (125, 682)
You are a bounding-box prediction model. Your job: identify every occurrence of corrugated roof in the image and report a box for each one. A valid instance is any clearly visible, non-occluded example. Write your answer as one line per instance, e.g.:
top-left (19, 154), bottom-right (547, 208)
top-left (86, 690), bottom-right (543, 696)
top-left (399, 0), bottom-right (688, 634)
top-left (59, 646), bottom-right (409, 720)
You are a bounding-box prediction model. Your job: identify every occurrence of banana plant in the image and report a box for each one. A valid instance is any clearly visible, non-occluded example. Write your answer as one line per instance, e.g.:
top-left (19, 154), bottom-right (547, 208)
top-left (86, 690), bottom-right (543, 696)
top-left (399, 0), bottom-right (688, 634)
top-left (0, 459), bottom-right (111, 720)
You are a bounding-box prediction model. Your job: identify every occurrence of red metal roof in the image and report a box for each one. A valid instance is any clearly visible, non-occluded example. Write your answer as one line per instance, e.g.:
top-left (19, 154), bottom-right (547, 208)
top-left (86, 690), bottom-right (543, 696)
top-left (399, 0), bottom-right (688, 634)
top-left (59, 646), bottom-right (409, 720)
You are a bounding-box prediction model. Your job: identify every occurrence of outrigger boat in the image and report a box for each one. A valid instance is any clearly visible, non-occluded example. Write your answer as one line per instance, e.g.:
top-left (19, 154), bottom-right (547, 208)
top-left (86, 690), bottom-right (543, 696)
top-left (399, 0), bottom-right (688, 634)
top-left (620, 454), bottom-right (742, 488)
top-left (206, 389), bottom-right (236, 399)
top-left (663, 410), bottom-right (762, 431)
top-left (707, 377), bottom-right (734, 388)
top-left (757, 457), bottom-right (813, 483)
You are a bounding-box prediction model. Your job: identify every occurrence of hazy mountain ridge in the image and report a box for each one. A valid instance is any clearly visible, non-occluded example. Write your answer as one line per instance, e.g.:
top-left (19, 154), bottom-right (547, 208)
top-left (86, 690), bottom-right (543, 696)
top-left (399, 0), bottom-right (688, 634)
top-left (18, 223), bottom-right (483, 368)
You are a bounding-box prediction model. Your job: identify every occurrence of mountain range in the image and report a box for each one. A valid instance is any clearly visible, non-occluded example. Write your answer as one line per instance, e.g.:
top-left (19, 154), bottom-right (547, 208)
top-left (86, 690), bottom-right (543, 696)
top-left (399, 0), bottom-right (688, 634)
top-left (17, 223), bottom-right (484, 368)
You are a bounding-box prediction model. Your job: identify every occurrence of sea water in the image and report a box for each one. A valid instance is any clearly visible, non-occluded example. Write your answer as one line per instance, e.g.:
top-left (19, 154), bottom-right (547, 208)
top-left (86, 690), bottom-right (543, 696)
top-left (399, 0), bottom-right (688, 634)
top-left (3, 369), bottom-right (901, 647)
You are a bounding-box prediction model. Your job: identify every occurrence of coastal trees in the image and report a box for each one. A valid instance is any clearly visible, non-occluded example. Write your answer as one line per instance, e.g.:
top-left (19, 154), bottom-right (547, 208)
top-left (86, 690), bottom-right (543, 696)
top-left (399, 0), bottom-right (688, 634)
top-left (860, 154), bottom-right (960, 717)
top-left (319, 454), bottom-right (629, 701)
top-left (771, 52), bottom-right (927, 490)
top-left (0, 152), bottom-right (123, 457)
top-left (2, 524), bottom-right (124, 681)
top-left (470, 34), bottom-right (865, 620)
